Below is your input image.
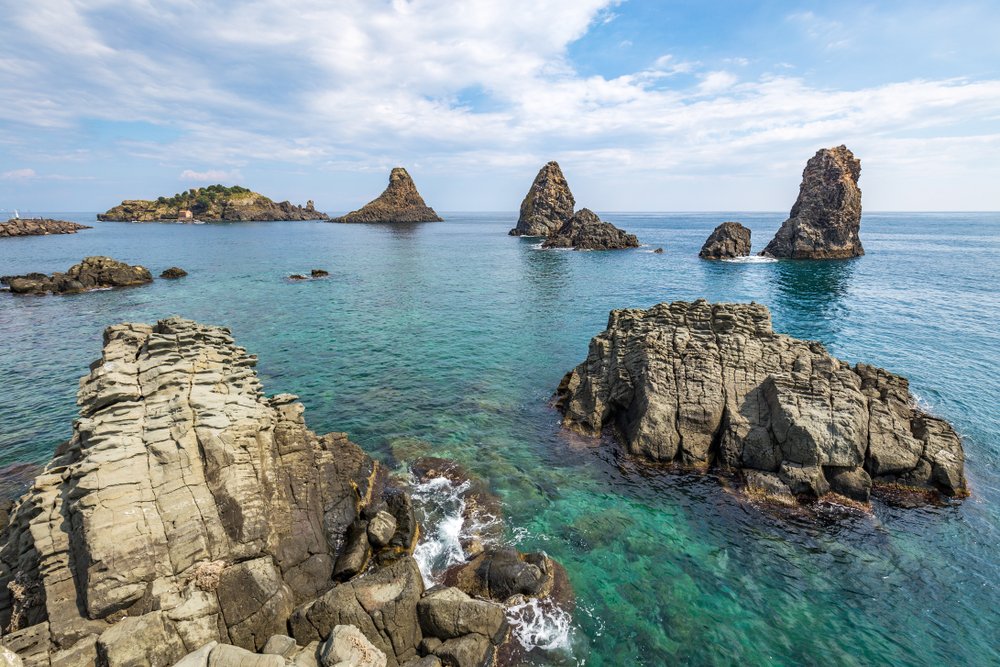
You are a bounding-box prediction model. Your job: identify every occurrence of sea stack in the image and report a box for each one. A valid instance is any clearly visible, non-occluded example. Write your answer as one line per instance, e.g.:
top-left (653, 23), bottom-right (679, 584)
top-left (509, 161), bottom-right (575, 236)
top-left (555, 300), bottom-right (966, 505)
top-left (1, 256), bottom-right (153, 295)
top-left (0, 218), bottom-right (92, 237)
top-left (333, 167), bottom-right (442, 223)
top-left (542, 208), bottom-right (639, 250)
top-left (761, 145), bottom-right (864, 259)
top-left (699, 222), bottom-right (751, 259)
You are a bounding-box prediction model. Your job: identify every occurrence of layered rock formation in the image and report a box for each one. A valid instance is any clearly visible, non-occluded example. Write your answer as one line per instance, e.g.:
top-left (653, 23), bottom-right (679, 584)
top-left (555, 300), bottom-right (966, 504)
top-left (541, 209), bottom-right (639, 251)
top-left (761, 145), bottom-right (864, 259)
top-left (0, 318), bottom-right (518, 667)
top-left (0, 219), bottom-right (91, 237)
top-left (98, 185), bottom-right (328, 222)
top-left (1, 256), bottom-right (152, 295)
top-left (333, 169), bottom-right (442, 224)
top-left (509, 162), bottom-right (575, 237)
top-left (699, 222), bottom-right (751, 259)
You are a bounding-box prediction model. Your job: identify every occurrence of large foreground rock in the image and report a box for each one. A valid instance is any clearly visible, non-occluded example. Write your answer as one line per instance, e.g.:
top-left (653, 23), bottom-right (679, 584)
top-left (0, 318), bottom-right (417, 663)
top-left (555, 300), bottom-right (966, 502)
top-left (699, 222), bottom-right (751, 259)
top-left (0, 218), bottom-right (91, 237)
top-left (98, 185), bottom-right (328, 222)
top-left (509, 161), bottom-right (575, 237)
top-left (541, 209), bottom-right (639, 251)
top-left (333, 169), bottom-right (441, 224)
top-left (1, 256), bottom-right (152, 295)
top-left (761, 145), bottom-right (864, 259)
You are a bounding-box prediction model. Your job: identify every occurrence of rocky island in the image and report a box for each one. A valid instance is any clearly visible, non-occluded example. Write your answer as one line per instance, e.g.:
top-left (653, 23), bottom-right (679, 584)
top-left (0, 218), bottom-right (91, 237)
top-left (541, 208), bottom-right (639, 250)
top-left (98, 185), bottom-right (329, 222)
top-left (509, 162), bottom-right (575, 237)
top-left (761, 145), bottom-right (864, 259)
top-left (333, 168), bottom-right (442, 223)
top-left (555, 300), bottom-right (966, 505)
top-left (1, 256), bottom-right (152, 295)
top-left (0, 318), bottom-right (562, 666)
top-left (699, 222), bottom-right (751, 259)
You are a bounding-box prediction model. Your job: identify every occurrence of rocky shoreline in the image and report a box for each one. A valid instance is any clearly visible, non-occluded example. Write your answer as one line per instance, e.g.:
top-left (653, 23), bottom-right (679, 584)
top-left (1, 256), bottom-right (153, 295)
top-left (0, 219), bottom-right (92, 237)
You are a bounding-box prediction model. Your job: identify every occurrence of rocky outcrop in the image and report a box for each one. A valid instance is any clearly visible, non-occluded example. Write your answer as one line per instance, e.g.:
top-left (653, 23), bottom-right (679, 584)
top-left (541, 209), bottom-right (639, 251)
top-left (555, 300), bottom-right (966, 504)
top-left (98, 185), bottom-right (329, 222)
top-left (1, 256), bottom-right (152, 295)
top-left (509, 162), bottom-right (575, 237)
top-left (0, 219), bottom-right (91, 237)
top-left (160, 267), bottom-right (188, 279)
top-left (699, 222), bottom-right (751, 259)
top-left (761, 145), bottom-right (864, 259)
top-left (333, 169), bottom-right (441, 224)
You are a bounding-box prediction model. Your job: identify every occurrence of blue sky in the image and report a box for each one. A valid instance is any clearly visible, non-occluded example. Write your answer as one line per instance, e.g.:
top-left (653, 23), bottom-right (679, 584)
top-left (1, 0), bottom-right (999, 212)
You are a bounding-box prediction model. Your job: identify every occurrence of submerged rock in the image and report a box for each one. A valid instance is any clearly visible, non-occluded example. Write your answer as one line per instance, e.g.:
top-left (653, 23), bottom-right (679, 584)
top-left (333, 168), bottom-right (442, 224)
top-left (555, 300), bottom-right (966, 504)
top-left (541, 208), bottom-right (639, 251)
top-left (311, 269), bottom-right (329, 278)
top-left (0, 218), bottom-right (91, 237)
top-left (98, 185), bottom-right (329, 222)
top-left (1, 256), bottom-right (152, 294)
top-left (699, 221), bottom-right (751, 259)
top-left (509, 161), bottom-right (575, 237)
top-left (160, 266), bottom-right (188, 279)
top-left (761, 145), bottom-right (864, 259)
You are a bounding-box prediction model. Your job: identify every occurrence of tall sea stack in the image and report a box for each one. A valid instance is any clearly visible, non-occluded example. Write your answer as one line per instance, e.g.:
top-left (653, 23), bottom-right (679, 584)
top-left (509, 161), bottom-right (575, 236)
top-left (761, 145), bottom-right (864, 259)
top-left (333, 167), bottom-right (442, 223)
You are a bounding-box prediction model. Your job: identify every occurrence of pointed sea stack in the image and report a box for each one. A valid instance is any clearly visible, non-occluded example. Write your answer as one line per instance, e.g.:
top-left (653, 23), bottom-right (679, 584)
top-left (542, 208), bottom-right (639, 250)
top-left (333, 167), bottom-right (442, 223)
top-left (699, 221), bottom-right (751, 259)
top-left (761, 145), bottom-right (864, 259)
top-left (509, 161), bottom-right (575, 236)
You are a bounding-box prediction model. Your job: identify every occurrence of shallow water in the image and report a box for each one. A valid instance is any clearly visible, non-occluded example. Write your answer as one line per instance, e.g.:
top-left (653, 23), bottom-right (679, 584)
top-left (1, 212), bottom-right (998, 665)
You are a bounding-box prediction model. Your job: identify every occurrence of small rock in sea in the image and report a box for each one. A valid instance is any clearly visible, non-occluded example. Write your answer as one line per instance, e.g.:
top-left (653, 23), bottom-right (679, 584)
top-left (311, 268), bottom-right (329, 278)
top-left (509, 161), bottom-right (575, 237)
top-left (1, 256), bottom-right (152, 295)
top-left (761, 145), bottom-right (864, 259)
top-left (699, 221), bottom-right (751, 259)
top-left (542, 208), bottom-right (639, 250)
top-left (289, 274), bottom-right (308, 280)
top-left (0, 218), bottom-right (92, 237)
top-left (653, 247), bottom-right (664, 254)
top-left (160, 267), bottom-right (188, 279)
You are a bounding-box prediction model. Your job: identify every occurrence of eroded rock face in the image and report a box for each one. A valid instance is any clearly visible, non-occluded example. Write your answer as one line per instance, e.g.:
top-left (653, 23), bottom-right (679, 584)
top-left (333, 169), bottom-right (442, 224)
top-left (555, 300), bottom-right (966, 503)
top-left (699, 222), bottom-right (751, 259)
top-left (509, 161), bottom-right (575, 237)
top-left (0, 318), bottom-right (411, 663)
top-left (0, 219), bottom-right (91, 237)
top-left (1, 256), bottom-right (153, 295)
top-left (761, 145), bottom-right (864, 259)
top-left (541, 209), bottom-right (639, 251)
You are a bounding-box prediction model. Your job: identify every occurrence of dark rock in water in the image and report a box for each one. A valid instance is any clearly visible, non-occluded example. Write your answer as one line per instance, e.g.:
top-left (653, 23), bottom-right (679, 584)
top-left (160, 266), bottom-right (187, 279)
top-left (542, 208), bottom-right (639, 250)
top-left (0, 218), bottom-right (91, 237)
top-left (333, 168), bottom-right (442, 223)
top-left (1, 256), bottom-right (152, 295)
top-left (0, 318), bottom-right (420, 663)
top-left (98, 184), bottom-right (329, 221)
top-left (653, 247), bottom-right (664, 254)
top-left (509, 161), bottom-right (575, 237)
top-left (699, 221), bottom-right (751, 259)
top-left (311, 268), bottom-right (329, 278)
top-left (555, 300), bottom-right (967, 505)
top-left (444, 548), bottom-right (560, 603)
top-left (761, 145), bottom-right (864, 259)
top-left (289, 274), bottom-right (308, 280)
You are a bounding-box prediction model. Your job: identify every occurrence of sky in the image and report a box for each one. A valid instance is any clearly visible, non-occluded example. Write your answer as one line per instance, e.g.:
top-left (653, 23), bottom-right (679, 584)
top-left (1, 0), bottom-right (999, 213)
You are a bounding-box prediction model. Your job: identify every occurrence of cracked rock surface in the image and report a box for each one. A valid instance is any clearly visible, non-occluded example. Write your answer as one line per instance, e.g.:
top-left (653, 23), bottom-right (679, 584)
top-left (509, 162), bottom-right (575, 237)
top-left (555, 300), bottom-right (966, 503)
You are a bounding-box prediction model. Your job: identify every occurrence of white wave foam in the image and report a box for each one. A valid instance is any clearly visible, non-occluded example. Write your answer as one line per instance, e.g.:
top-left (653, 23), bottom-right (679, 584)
top-left (410, 476), bottom-right (470, 586)
top-left (721, 255), bottom-right (777, 264)
top-left (506, 597), bottom-right (574, 652)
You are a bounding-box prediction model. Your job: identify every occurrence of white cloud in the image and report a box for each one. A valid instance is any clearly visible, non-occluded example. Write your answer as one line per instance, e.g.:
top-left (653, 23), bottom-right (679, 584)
top-left (180, 169), bottom-right (244, 183)
top-left (2, 168), bottom-right (37, 180)
top-left (697, 71), bottom-right (739, 94)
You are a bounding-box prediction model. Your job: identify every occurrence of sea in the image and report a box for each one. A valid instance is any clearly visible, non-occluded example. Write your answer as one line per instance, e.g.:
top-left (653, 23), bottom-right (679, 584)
top-left (1, 212), bottom-right (998, 666)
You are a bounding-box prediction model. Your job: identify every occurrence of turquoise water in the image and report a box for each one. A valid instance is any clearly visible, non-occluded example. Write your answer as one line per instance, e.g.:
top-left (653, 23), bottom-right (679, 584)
top-left (1, 212), bottom-right (998, 665)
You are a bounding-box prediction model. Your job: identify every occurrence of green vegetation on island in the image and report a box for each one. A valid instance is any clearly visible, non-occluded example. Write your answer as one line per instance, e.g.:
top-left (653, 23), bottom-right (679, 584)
top-left (98, 184), bottom-right (329, 222)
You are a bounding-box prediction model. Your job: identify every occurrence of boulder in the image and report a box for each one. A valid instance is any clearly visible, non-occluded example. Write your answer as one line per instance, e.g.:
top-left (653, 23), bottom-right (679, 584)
top-left (761, 145), bottom-right (864, 259)
top-left (555, 300), bottom-right (967, 503)
top-left (416, 588), bottom-right (506, 642)
top-left (311, 269), bottom-right (329, 278)
top-left (333, 168), bottom-right (442, 224)
top-left (509, 162), bottom-right (575, 237)
top-left (432, 634), bottom-right (493, 667)
top-left (2, 256), bottom-right (152, 295)
top-left (443, 549), bottom-right (557, 603)
top-left (367, 511), bottom-right (397, 548)
top-left (318, 625), bottom-right (386, 667)
top-left (0, 218), bottom-right (91, 237)
top-left (699, 222), bottom-right (751, 259)
top-left (160, 266), bottom-right (188, 279)
top-left (541, 209), bottom-right (639, 250)
top-left (207, 644), bottom-right (284, 667)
